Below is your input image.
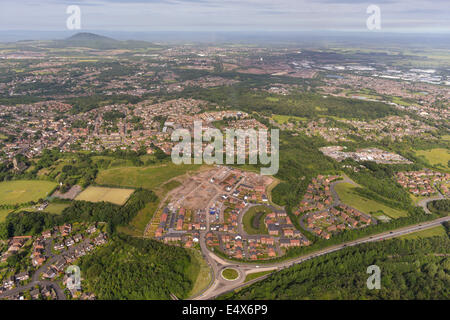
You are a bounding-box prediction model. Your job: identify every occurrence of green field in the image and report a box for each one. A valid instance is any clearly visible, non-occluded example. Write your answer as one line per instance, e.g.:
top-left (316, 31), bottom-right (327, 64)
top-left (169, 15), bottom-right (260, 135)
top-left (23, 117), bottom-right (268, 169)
top-left (242, 205), bottom-right (272, 234)
top-left (0, 180), bottom-right (57, 205)
top-left (187, 249), bottom-right (212, 298)
top-left (95, 163), bottom-right (202, 191)
top-left (415, 148), bottom-right (450, 171)
top-left (400, 225), bottom-right (447, 240)
top-left (271, 114), bottom-right (307, 124)
top-left (222, 268), bottom-right (239, 280)
top-left (75, 186), bottom-right (135, 205)
top-left (244, 270), bottom-right (273, 283)
top-left (22, 202), bottom-right (71, 215)
top-left (118, 201), bottom-right (159, 236)
top-left (335, 183), bottom-right (408, 219)
top-left (43, 203), bottom-right (71, 214)
top-left (0, 209), bottom-right (12, 222)
top-left (391, 96), bottom-right (413, 106)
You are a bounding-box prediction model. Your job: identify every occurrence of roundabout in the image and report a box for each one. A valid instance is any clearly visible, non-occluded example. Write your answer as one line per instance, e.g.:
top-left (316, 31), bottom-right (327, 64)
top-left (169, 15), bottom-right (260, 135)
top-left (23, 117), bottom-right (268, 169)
top-left (221, 268), bottom-right (240, 281)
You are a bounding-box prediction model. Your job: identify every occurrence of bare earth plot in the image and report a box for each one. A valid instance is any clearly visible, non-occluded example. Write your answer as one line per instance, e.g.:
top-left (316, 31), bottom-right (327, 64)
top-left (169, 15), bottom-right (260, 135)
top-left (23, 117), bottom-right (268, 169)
top-left (52, 185), bottom-right (82, 200)
top-left (75, 186), bottom-right (135, 205)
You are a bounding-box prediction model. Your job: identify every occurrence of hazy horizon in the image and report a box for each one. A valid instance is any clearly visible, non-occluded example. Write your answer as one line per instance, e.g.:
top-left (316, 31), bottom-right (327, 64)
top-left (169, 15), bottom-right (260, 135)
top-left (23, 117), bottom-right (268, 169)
top-left (1, 29), bottom-right (450, 47)
top-left (1, 0), bottom-right (449, 36)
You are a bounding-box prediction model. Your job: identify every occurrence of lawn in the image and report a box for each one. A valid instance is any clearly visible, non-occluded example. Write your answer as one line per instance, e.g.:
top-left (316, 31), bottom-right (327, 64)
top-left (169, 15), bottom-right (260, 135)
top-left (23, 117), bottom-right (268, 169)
top-left (95, 163), bottom-right (202, 191)
top-left (242, 205), bottom-right (272, 234)
top-left (415, 148), bottom-right (450, 171)
top-left (222, 268), bottom-right (239, 280)
top-left (75, 186), bottom-right (134, 205)
top-left (400, 225), bottom-right (447, 240)
top-left (0, 180), bottom-right (57, 205)
top-left (335, 183), bottom-right (408, 219)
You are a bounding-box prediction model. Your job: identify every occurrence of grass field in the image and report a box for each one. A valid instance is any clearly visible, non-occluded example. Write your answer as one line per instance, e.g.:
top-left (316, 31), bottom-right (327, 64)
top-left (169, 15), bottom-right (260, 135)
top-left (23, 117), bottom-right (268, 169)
top-left (0, 209), bottom-right (12, 222)
top-left (118, 201), bottom-right (159, 236)
top-left (187, 249), bottom-right (212, 298)
top-left (242, 205), bottom-right (272, 234)
top-left (391, 96), bottom-right (413, 106)
top-left (75, 186), bottom-right (134, 205)
top-left (335, 183), bottom-right (408, 219)
top-left (400, 225), bottom-right (447, 240)
top-left (415, 148), bottom-right (450, 171)
top-left (22, 202), bottom-right (71, 215)
top-left (42, 203), bottom-right (71, 214)
top-left (244, 270), bottom-right (273, 283)
top-left (95, 163), bottom-right (202, 191)
top-left (271, 114), bottom-right (307, 124)
top-left (0, 180), bottom-right (57, 205)
top-left (222, 268), bottom-right (239, 280)
top-left (117, 179), bottom-right (183, 236)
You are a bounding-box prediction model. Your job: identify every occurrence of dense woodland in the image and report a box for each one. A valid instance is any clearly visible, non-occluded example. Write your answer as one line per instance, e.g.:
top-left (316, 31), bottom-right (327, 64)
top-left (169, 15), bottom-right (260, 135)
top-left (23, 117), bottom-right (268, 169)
top-left (221, 228), bottom-right (450, 300)
top-left (428, 199), bottom-right (450, 215)
top-left (79, 234), bottom-right (194, 299)
top-left (183, 86), bottom-right (411, 120)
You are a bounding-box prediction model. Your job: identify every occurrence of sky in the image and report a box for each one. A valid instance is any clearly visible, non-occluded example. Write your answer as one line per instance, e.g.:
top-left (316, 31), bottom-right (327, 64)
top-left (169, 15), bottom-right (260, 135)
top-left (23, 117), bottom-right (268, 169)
top-left (0, 0), bottom-right (449, 33)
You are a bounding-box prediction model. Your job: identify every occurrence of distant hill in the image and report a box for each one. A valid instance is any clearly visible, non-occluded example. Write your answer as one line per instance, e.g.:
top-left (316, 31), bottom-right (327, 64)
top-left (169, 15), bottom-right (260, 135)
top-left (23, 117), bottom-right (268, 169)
top-left (49, 32), bottom-right (158, 50)
top-left (67, 32), bottom-right (117, 43)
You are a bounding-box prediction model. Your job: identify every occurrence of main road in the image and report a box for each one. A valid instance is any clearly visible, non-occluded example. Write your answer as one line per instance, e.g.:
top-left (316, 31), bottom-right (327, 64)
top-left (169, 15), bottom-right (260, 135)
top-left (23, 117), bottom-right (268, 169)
top-left (193, 215), bottom-right (450, 300)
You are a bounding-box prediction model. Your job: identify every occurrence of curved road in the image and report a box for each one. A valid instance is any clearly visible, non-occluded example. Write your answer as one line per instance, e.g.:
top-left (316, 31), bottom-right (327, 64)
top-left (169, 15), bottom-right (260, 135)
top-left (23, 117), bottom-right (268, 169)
top-left (193, 215), bottom-right (450, 300)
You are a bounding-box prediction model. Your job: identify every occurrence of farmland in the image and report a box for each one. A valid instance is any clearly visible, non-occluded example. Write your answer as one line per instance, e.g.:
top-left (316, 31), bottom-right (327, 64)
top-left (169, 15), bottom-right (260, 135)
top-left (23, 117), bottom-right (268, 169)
top-left (0, 180), bottom-right (57, 205)
top-left (75, 186), bottom-right (135, 205)
top-left (335, 183), bottom-right (408, 219)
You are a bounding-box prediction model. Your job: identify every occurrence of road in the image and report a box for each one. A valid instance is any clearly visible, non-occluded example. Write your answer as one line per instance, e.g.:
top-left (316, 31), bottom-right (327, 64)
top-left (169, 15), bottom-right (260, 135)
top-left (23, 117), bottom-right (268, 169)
top-left (0, 280), bottom-right (66, 300)
top-left (417, 184), bottom-right (444, 213)
top-left (298, 176), bottom-right (376, 233)
top-left (193, 215), bottom-right (450, 300)
top-left (0, 238), bottom-right (92, 300)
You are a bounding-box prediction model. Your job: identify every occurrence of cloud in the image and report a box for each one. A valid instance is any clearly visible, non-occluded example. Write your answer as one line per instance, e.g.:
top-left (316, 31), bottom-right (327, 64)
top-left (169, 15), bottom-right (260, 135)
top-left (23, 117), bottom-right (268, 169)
top-left (0, 0), bottom-right (448, 33)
